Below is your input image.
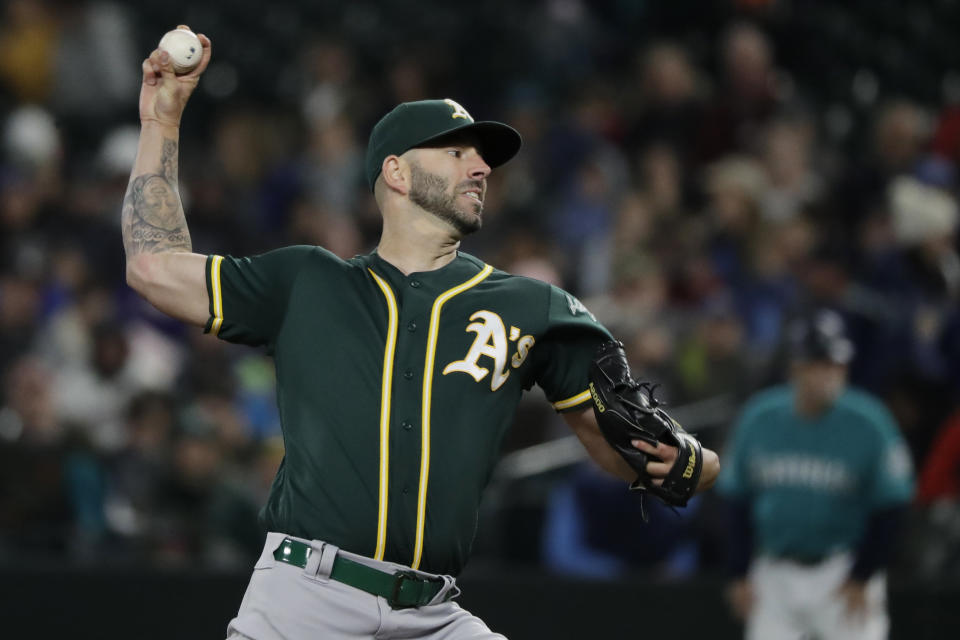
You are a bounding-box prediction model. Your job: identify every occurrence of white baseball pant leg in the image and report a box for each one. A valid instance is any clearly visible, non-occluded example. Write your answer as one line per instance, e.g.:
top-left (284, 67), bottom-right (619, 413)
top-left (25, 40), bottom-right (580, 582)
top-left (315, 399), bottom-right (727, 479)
top-left (747, 554), bottom-right (888, 640)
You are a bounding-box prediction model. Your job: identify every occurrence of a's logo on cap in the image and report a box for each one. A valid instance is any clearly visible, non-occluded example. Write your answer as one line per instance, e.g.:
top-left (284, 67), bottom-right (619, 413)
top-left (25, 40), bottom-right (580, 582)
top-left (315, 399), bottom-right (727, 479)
top-left (444, 98), bottom-right (473, 121)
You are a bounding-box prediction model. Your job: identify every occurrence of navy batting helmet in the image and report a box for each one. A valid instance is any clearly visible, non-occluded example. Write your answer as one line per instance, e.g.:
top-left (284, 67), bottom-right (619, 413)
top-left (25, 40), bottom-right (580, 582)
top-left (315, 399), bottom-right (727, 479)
top-left (787, 309), bottom-right (854, 365)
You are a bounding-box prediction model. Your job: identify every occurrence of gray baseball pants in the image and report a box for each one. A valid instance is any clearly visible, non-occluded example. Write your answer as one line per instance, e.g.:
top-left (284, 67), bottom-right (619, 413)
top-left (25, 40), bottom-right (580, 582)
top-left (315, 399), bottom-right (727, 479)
top-left (225, 532), bottom-right (507, 639)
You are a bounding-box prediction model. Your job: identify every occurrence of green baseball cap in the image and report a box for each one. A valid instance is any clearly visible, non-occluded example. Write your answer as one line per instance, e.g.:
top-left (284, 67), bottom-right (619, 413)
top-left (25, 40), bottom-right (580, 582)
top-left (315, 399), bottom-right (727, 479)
top-left (365, 98), bottom-right (522, 191)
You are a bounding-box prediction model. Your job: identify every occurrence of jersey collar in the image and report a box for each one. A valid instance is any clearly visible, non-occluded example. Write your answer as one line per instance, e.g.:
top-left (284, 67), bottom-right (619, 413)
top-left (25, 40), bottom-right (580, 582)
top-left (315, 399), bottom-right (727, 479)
top-left (367, 250), bottom-right (487, 290)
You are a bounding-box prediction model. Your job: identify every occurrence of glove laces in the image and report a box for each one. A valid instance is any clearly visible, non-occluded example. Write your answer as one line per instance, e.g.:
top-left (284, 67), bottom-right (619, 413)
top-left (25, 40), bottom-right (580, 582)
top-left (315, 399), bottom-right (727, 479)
top-left (616, 380), bottom-right (663, 414)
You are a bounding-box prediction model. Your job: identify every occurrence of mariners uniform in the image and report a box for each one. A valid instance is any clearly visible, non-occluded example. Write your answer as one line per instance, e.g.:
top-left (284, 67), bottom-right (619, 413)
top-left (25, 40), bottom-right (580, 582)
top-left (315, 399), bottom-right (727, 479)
top-left (208, 245), bottom-right (612, 637)
top-left (718, 383), bottom-right (914, 640)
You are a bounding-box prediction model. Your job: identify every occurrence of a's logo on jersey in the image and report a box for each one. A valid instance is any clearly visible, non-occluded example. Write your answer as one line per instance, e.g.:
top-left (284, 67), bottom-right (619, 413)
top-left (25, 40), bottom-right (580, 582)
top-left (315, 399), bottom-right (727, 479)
top-left (444, 98), bottom-right (473, 121)
top-left (443, 311), bottom-right (535, 391)
top-left (565, 293), bottom-right (597, 322)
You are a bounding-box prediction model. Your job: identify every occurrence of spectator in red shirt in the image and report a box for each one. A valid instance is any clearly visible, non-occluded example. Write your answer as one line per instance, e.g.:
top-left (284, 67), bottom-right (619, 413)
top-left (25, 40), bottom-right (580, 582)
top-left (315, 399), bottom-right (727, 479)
top-left (917, 407), bottom-right (960, 504)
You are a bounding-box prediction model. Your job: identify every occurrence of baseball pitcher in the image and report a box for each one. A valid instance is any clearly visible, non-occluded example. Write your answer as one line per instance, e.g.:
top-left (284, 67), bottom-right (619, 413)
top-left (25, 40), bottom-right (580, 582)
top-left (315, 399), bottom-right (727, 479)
top-left (123, 28), bottom-right (720, 639)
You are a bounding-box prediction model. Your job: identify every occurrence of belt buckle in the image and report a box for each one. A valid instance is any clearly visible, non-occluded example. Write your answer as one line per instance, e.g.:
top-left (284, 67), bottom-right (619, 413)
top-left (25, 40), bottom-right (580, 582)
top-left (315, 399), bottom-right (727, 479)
top-left (274, 538), bottom-right (311, 567)
top-left (388, 570), bottom-right (423, 609)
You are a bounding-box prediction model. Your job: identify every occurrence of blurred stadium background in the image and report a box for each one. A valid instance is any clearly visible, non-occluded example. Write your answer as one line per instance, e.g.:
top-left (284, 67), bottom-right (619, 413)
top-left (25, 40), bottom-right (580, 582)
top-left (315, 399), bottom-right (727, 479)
top-left (1, 0), bottom-right (960, 637)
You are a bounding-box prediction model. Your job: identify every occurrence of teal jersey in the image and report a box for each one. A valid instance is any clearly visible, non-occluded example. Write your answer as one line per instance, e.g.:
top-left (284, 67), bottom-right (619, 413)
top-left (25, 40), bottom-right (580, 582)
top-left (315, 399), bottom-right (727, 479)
top-left (717, 385), bottom-right (915, 558)
top-left (203, 246), bottom-right (612, 575)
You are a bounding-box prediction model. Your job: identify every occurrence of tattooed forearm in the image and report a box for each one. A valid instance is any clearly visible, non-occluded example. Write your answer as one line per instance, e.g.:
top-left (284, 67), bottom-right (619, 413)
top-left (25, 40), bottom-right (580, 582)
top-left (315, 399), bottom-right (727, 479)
top-left (121, 137), bottom-right (192, 255)
top-left (161, 138), bottom-right (177, 182)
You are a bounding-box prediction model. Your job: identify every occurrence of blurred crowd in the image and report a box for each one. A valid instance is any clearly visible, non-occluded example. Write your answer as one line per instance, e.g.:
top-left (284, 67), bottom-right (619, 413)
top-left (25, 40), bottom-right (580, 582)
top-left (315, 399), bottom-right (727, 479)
top-left (1, 0), bottom-right (960, 579)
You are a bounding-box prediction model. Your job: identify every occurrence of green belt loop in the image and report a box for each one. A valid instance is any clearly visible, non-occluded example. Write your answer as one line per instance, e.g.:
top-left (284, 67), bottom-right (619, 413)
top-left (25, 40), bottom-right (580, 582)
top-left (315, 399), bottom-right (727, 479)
top-left (272, 538), bottom-right (448, 609)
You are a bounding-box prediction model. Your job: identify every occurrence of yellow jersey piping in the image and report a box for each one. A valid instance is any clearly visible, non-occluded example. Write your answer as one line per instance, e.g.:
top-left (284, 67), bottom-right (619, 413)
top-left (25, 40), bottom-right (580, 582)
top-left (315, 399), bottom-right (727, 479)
top-left (210, 255), bottom-right (224, 335)
top-left (552, 389), bottom-right (592, 410)
top-left (369, 269), bottom-right (399, 561)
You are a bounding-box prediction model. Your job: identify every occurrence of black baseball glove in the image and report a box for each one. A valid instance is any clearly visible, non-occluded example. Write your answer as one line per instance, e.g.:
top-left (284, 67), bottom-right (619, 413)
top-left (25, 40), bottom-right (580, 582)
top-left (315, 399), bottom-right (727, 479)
top-left (588, 340), bottom-right (703, 507)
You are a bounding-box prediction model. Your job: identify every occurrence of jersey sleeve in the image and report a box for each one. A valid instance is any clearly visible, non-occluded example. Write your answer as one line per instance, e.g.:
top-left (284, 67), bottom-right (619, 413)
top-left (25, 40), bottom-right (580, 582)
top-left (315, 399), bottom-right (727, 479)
top-left (533, 285), bottom-right (614, 412)
top-left (204, 245), bottom-right (315, 346)
top-left (862, 399), bottom-right (915, 508)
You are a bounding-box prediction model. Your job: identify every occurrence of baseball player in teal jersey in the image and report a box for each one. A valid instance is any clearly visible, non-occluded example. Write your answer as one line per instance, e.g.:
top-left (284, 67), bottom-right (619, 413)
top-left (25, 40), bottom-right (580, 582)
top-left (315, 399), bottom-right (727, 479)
top-left (718, 309), bottom-right (914, 640)
top-left (122, 29), bottom-right (720, 639)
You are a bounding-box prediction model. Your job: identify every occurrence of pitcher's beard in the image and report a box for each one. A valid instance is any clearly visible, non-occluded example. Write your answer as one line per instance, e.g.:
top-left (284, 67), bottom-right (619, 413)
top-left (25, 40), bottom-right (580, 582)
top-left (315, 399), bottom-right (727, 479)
top-left (409, 162), bottom-right (482, 236)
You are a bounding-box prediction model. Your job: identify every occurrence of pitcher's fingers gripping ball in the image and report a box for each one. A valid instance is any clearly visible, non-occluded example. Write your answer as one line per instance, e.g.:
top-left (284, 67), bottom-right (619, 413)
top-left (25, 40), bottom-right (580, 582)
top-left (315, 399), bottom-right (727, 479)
top-left (589, 340), bottom-right (703, 506)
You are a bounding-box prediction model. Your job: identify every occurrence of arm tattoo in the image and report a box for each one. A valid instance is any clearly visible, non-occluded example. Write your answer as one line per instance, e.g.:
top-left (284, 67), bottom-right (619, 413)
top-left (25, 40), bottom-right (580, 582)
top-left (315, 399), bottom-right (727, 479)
top-left (121, 137), bottom-right (192, 255)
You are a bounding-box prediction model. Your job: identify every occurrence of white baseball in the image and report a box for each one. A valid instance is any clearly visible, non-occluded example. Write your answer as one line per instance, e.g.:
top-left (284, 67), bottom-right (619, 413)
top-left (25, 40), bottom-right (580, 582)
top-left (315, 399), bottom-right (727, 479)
top-left (158, 28), bottom-right (202, 75)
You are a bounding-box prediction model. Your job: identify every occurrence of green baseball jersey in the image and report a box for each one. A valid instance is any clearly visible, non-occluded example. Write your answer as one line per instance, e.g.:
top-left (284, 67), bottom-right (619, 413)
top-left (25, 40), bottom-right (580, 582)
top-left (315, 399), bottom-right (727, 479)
top-left (717, 385), bottom-right (915, 558)
top-left (204, 246), bottom-right (611, 575)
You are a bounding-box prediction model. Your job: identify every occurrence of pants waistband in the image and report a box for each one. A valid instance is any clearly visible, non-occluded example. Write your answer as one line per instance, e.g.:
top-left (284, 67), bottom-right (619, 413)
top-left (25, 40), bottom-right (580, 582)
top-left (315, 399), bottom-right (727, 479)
top-left (263, 532), bottom-right (459, 609)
